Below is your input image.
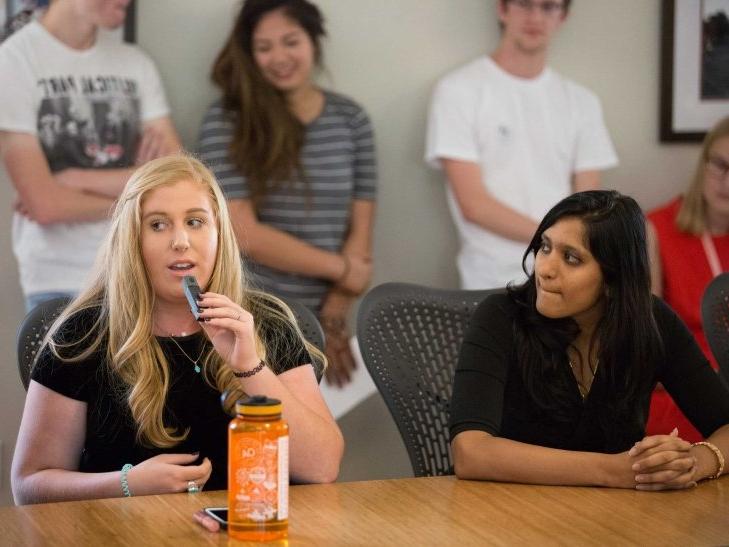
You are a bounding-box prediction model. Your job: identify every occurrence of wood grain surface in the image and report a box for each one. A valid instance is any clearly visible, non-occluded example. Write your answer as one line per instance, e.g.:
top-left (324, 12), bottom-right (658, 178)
top-left (0, 475), bottom-right (727, 545)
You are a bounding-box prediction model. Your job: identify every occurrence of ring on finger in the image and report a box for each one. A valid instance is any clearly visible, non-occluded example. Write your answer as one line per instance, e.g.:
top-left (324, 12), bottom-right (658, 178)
top-left (187, 480), bottom-right (201, 494)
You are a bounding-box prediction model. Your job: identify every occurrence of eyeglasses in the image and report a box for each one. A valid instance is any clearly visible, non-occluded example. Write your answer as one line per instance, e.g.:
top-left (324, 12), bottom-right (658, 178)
top-left (508, 0), bottom-right (566, 16)
top-left (706, 155), bottom-right (729, 180)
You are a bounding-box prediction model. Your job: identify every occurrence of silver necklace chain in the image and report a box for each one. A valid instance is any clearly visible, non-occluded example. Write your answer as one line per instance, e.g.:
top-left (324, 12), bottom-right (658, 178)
top-left (167, 335), bottom-right (206, 373)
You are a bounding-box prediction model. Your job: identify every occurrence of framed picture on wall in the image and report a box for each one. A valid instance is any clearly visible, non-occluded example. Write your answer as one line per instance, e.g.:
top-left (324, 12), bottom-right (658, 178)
top-left (1, 0), bottom-right (135, 44)
top-left (661, 0), bottom-right (729, 142)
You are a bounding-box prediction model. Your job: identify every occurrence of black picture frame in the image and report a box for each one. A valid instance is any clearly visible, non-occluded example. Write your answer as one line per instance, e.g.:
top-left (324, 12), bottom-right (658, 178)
top-left (124, 0), bottom-right (136, 43)
top-left (660, 0), bottom-right (729, 143)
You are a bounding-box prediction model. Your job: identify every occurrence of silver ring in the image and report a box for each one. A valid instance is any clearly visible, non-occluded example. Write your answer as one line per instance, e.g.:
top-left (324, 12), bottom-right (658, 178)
top-left (187, 480), bottom-right (200, 494)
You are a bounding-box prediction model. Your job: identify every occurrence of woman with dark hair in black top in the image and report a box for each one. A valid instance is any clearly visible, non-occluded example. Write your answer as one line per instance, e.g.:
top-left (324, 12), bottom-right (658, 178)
top-left (450, 190), bottom-right (729, 490)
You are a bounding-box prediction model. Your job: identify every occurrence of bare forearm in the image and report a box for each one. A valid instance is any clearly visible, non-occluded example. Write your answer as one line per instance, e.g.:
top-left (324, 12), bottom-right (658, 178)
top-left (465, 199), bottom-right (539, 243)
top-left (13, 469), bottom-right (123, 505)
top-left (453, 434), bottom-right (620, 487)
top-left (442, 158), bottom-right (537, 243)
top-left (239, 223), bottom-right (344, 282)
top-left (235, 368), bottom-right (343, 483)
top-left (342, 199), bottom-right (375, 256)
top-left (23, 187), bottom-right (115, 224)
top-left (58, 167), bottom-right (134, 198)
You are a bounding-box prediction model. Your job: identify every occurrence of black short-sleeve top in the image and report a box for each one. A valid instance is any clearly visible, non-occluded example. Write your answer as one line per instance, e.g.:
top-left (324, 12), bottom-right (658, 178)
top-left (31, 299), bottom-right (316, 490)
top-left (449, 293), bottom-right (729, 453)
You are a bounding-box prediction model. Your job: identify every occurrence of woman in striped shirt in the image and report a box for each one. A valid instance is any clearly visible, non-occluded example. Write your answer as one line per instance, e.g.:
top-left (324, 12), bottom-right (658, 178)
top-left (198, 0), bottom-right (377, 387)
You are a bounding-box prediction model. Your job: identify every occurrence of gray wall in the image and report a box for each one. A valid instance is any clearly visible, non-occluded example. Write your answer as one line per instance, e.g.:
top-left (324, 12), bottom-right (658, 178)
top-left (0, 0), bottom-right (703, 505)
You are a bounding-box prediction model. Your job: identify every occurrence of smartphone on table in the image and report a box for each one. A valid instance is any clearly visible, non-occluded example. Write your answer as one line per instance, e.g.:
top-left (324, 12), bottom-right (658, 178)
top-left (203, 507), bottom-right (228, 529)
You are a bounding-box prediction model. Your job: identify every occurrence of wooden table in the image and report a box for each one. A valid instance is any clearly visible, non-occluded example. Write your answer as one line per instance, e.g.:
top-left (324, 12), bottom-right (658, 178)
top-left (0, 476), bottom-right (727, 545)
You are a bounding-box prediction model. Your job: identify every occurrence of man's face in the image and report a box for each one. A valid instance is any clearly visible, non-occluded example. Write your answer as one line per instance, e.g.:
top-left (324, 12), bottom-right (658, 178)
top-left (498, 0), bottom-right (568, 55)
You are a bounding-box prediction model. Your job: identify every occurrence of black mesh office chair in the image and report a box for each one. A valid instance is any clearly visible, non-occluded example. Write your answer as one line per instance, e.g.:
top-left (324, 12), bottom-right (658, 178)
top-left (17, 295), bottom-right (325, 391)
top-left (356, 282), bottom-right (501, 477)
top-left (701, 272), bottom-right (729, 390)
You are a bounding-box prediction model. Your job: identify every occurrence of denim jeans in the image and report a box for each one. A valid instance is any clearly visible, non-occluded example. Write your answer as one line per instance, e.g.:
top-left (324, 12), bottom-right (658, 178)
top-left (25, 291), bottom-right (76, 313)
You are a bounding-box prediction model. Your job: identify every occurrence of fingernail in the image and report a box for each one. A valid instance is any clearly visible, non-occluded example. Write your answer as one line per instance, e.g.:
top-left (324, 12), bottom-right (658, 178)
top-left (631, 463), bottom-right (639, 471)
top-left (628, 448), bottom-right (636, 456)
top-left (192, 451), bottom-right (199, 456)
top-left (635, 475), bottom-right (644, 482)
top-left (671, 427), bottom-right (678, 435)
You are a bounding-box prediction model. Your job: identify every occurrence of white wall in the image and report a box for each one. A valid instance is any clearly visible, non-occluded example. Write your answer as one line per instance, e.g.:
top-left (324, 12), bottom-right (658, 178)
top-left (0, 0), bottom-right (706, 505)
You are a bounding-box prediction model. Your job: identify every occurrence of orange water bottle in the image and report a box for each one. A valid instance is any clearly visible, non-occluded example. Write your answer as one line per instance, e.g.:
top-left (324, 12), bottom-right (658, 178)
top-left (228, 395), bottom-right (289, 542)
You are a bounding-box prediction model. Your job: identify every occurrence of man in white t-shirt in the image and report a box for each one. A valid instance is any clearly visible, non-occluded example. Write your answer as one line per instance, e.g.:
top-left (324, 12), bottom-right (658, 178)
top-left (0, 0), bottom-right (180, 310)
top-left (426, 0), bottom-right (617, 289)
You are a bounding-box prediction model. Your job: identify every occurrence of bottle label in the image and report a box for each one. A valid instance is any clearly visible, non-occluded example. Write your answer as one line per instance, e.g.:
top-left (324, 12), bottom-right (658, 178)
top-left (277, 435), bottom-right (289, 519)
top-left (230, 432), bottom-right (289, 523)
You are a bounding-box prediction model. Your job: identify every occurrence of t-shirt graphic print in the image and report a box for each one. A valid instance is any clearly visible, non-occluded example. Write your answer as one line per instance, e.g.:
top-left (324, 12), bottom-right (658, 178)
top-left (36, 75), bottom-right (141, 171)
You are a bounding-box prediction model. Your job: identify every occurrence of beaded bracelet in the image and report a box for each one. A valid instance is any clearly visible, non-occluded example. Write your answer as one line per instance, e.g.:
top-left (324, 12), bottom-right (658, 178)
top-left (692, 441), bottom-right (725, 480)
top-left (233, 360), bottom-right (266, 378)
top-left (120, 463), bottom-right (133, 497)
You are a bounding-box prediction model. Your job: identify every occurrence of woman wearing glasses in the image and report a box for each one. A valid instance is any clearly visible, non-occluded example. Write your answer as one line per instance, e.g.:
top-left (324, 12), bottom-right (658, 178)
top-left (450, 190), bottom-right (729, 490)
top-left (646, 116), bottom-right (729, 443)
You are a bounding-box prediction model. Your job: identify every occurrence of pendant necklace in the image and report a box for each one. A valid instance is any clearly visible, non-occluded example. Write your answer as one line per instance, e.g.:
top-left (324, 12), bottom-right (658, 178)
top-left (568, 357), bottom-right (599, 399)
top-left (167, 334), bottom-right (206, 373)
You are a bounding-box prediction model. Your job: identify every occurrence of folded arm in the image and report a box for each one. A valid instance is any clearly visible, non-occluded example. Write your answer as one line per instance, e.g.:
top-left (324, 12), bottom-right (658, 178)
top-left (54, 116), bottom-right (182, 199)
top-left (1, 132), bottom-right (115, 224)
top-left (228, 199), bottom-right (371, 294)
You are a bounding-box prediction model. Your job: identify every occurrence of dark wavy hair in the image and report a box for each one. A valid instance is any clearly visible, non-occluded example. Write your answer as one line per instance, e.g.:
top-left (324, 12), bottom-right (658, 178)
top-left (211, 0), bottom-right (326, 205)
top-left (508, 190), bottom-right (662, 447)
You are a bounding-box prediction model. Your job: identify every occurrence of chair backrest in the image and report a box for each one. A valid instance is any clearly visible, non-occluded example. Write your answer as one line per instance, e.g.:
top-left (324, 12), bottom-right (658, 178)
top-left (17, 296), bottom-right (72, 390)
top-left (281, 297), bottom-right (325, 355)
top-left (701, 272), bottom-right (729, 390)
top-left (356, 282), bottom-right (501, 477)
top-left (16, 295), bottom-right (324, 391)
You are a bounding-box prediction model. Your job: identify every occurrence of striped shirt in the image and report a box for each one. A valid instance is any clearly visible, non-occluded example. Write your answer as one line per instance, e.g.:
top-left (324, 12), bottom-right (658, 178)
top-left (197, 90), bottom-right (377, 312)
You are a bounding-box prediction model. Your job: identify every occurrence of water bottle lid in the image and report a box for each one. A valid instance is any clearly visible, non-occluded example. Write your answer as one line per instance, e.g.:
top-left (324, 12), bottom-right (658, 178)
top-left (235, 395), bottom-right (282, 416)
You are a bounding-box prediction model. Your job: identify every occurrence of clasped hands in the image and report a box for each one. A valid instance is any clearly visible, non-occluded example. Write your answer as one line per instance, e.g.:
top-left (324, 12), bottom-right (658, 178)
top-left (622, 429), bottom-right (697, 491)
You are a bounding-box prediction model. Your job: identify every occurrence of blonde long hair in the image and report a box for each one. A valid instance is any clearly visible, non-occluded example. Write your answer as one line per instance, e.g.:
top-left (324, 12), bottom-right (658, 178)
top-left (44, 154), bottom-right (325, 447)
top-left (677, 116), bottom-right (729, 234)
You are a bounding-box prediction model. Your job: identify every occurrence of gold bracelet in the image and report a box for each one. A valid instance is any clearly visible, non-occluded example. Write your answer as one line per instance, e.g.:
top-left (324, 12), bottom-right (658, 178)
top-left (692, 441), bottom-right (725, 480)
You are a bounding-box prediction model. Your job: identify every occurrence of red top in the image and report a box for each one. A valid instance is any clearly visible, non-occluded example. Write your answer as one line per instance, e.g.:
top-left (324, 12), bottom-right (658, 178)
top-left (645, 196), bottom-right (729, 441)
top-left (649, 197), bottom-right (729, 364)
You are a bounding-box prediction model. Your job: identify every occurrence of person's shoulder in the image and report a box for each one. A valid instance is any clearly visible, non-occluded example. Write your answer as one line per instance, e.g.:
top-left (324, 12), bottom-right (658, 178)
top-left (200, 97), bottom-right (231, 122)
top-left (472, 291), bottom-right (515, 323)
top-left (651, 294), bottom-right (682, 328)
top-left (322, 90), bottom-right (369, 121)
top-left (432, 57), bottom-right (492, 108)
top-left (51, 305), bottom-right (103, 346)
top-left (0, 20), bottom-right (40, 57)
top-left (442, 56), bottom-right (492, 83)
top-left (647, 196), bottom-right (682, 222)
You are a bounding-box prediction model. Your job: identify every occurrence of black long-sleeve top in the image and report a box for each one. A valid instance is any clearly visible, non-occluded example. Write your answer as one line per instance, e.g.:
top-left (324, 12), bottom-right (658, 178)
top-left (450, 293), bottom-right (729, 453)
